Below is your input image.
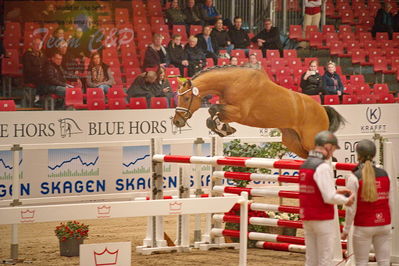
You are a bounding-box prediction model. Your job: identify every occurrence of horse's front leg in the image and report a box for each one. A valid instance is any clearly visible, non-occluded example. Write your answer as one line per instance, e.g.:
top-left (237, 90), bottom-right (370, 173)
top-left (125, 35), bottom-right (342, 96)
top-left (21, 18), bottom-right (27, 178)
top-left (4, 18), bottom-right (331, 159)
top-left (206, 104), bottom-right (241, 137)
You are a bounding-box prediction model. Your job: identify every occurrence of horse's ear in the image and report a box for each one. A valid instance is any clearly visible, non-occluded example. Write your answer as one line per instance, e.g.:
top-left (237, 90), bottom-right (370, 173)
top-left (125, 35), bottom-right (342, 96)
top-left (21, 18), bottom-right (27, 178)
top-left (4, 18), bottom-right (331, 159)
top-left (186, 79), bottom-right (192, 87)
top-left (177, 78), bottom-right (183, 86)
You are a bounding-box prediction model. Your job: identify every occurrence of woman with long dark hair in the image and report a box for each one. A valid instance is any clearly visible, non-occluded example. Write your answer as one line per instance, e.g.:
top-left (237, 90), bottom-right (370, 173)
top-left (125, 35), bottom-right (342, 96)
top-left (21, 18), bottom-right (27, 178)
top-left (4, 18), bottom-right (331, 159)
top-left (342, 139), bottom-right (393, 266)
top-left (86, 52), bottom-right (115, 93)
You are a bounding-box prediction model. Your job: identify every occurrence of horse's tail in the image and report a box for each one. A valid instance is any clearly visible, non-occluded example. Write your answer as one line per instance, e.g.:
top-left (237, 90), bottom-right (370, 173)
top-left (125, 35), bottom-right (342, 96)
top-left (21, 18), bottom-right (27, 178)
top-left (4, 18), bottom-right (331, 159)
top-left (324, 106), bottom-right (346, 133)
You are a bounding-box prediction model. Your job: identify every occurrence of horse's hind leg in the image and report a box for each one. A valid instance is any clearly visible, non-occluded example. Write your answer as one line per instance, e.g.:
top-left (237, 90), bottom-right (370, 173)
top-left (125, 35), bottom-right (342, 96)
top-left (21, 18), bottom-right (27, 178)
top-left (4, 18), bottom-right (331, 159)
top-left (280, 128), bottom-right (309, 159)
top-left (206, 104), bottom-right (241, 137)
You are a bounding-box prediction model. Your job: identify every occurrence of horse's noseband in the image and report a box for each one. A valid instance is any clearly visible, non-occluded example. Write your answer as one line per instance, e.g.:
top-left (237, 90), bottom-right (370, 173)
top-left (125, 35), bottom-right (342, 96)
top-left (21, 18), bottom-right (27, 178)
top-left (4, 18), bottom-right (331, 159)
top-left (175, 86), bottom-right (200, 121)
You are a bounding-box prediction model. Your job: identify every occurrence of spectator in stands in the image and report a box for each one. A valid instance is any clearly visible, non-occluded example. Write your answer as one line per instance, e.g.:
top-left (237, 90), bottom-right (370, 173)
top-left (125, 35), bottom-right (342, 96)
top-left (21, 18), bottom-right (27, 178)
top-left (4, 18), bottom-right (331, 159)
top-left (244, 54), bottom-right (261, 70)
top-left (166, 0), bottom-right (187, 27)
top-left (86, 52), bottom-right (115, 93)
top-left (303, 0), bottom-right (322, 29)
top-left (394, 11), bottom-right (399, 32)
top-left (300, 60), bottom-right (322, 95)
top-left (45, 27), bottom-right (65, 58)
top-left (127, 71), bottom-right (166, 106)
top-left (81, 16), bottom-right (104, 57)
top-left (322, 61), bottom-right (344, 96)
top-left (184, 0), bottom-right (204, 27)
top-left (372, 2), bottom-right (394, 39)
top-left (185, 35), bottom-right (206, 77)
top-left (228, 16), bottom-right (250, 54)
top-left (41, 3), bottom-right (58, 23)
top-left (22, 38), bottom-right (47, 92)
top-left (251, 18), bottom-right (283, 57)
top-left (43, 53), bottom-right (73, 98)
top-left (167, 34), bottom-right (189, 77)
top-left (202, 0), bottom-right (233, 28)
top-left (230, 56), bottom-right (238, 66)
top-left (196, 25), bottom-right (219, 65)
top-left (211, 19), bottom-right (234, 53)
top-left (143, 33), bottom-right (170, 71)
top-left (155, 67), bottom-right (175, 105)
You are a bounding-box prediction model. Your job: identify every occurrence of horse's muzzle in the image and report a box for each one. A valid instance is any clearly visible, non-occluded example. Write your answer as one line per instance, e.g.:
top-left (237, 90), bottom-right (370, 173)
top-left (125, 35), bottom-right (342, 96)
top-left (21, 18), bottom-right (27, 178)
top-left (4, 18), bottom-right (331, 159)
top-left (172, 115), bottom-right (186, 127)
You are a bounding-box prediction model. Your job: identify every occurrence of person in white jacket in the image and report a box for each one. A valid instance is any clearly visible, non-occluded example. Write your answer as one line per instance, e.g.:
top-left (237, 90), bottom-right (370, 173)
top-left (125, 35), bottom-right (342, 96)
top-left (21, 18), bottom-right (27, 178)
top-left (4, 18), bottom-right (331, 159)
top-left (299, 131), bottom-right (354, 266)
top-left (342, 139), bottom-right (393, 266)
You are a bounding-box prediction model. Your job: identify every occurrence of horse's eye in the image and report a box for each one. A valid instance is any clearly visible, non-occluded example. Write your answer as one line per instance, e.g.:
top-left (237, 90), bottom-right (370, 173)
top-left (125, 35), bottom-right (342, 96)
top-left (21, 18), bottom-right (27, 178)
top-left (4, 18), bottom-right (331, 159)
top-left (184, 96), bottom-right (190, 102)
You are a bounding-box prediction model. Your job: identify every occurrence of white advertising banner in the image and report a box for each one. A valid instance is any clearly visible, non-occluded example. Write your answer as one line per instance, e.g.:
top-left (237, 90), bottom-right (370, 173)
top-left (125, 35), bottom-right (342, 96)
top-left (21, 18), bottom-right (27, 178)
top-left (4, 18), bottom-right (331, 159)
top-left (0, 104), bottom-right (398, 200)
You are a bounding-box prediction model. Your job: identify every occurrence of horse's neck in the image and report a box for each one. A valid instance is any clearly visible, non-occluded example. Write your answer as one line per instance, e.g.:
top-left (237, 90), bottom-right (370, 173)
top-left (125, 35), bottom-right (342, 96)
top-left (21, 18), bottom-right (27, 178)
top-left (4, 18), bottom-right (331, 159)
top-left (193, 72), bottom-right (227, 96)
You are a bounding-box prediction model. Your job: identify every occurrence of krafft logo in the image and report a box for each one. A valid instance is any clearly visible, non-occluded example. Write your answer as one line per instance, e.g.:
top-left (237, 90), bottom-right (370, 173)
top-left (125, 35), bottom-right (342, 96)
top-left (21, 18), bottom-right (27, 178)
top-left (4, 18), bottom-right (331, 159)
top-left (93, 247), bottom-right (119, 266)
top-left (21, 209), bottom-right (35, 223)
top-left (366, 107), bottom-right (381, 124)
top-left (361, 107), bottom-right (386, 133)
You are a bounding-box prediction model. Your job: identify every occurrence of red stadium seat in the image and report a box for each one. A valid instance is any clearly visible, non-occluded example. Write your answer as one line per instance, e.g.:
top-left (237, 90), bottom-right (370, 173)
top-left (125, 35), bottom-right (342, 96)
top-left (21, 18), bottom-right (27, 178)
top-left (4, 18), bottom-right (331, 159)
top-left (165, 67), bottom-right (181, 77)
top-left (231, 49), bottom-right (246, 58)
top-left (266, 50), bottom-right (280, 59)
top-left (283, 50), bottom-right (297, 58)
top-left (342, 95), bottom-right (358, 104)
top-left (108, 98), bottom-right (127, 109)
top-left (0, 100), bottom-right (16, 111)
top-left (360, 94), bottom-right (377, 104)
top-left (249, 49), bottom-right (263, 60)
top-left (378, 94), bottom-right (395, 103)
top-left (150, 97), bottom-right (169, 109)
top-left (129, 97), bottom-right (148, 109)
top-left (217, 58), bottom-right (230, 66)
top-left (309, 95), bottom-right (321, 104)
top-left (107, 87), bottom-right (127, 99)
top-left (168, 77), bottom-right (180, 92)
top-left (373, 84), bottom-right (390, 94)
top-left (190, 25), bottom-right (203, 36)
top-left (173, 25), bottom-right (188, 42)
top-left (289, 25), bottom-right (304, 41)
top-left (87, 98), bottom-right (106, 110)
top-left (324, 95), bottom-right (340, 105)
top-left (65, 87), bottom-right (84, 108)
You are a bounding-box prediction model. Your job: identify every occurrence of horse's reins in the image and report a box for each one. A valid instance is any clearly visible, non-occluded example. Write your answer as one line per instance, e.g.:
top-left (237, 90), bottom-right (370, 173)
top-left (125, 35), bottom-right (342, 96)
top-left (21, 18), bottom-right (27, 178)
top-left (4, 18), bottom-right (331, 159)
top-left (175, 86), bottom-right (200, 123)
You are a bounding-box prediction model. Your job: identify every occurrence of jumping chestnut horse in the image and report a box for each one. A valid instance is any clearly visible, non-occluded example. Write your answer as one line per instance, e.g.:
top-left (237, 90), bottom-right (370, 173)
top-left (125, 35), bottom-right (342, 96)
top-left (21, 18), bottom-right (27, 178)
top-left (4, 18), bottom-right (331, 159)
top-left (172, 66), bottom-right (345, 158)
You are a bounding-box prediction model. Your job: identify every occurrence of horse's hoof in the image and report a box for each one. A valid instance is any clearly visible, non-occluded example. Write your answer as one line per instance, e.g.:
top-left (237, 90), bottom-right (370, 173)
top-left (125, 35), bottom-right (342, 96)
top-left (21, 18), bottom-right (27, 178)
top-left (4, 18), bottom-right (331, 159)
top-left (208, 105), bottom-right (220, 117)
top-left (225, 126), bottom-right (236, 135)
top-left (206, 117), bottom-right (216, 130)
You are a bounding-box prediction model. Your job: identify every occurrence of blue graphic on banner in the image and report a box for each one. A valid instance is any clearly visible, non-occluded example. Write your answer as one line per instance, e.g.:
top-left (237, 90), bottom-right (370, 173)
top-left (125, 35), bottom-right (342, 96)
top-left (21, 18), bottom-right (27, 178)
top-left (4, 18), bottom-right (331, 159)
top-left (0, 151), bottom-right (23, 180)
top-left (48, 148), bottom-right (99, 177)
top-left (122, 145), bottom-right (171, 174)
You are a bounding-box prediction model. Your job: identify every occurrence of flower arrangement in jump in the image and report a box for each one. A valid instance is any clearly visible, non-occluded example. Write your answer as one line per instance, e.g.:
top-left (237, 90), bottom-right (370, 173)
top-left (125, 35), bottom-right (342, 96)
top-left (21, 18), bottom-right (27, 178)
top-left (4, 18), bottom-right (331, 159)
top-left (266, 211), bottom-right (300, 221)
top-left (55, 221), bottom-right (89, 241)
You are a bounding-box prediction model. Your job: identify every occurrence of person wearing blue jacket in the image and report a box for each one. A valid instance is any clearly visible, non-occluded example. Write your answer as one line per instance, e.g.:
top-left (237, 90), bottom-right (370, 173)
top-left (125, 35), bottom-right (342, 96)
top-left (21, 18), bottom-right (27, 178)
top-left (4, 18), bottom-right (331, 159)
top-left (322, 61), bottom-right (344, 95)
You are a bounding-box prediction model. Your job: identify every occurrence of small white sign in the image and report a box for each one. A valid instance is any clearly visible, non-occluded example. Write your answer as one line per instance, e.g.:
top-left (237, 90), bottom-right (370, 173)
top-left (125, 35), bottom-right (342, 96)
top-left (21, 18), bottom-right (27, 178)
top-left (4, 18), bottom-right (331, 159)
top-left (80, 242), bottom-right (131, 266)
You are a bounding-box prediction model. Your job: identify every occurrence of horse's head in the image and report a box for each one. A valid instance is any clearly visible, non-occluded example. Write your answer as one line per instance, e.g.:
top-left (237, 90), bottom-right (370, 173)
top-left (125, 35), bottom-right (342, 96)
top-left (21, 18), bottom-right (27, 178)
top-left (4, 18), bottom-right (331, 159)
top-left (173, 79), bottom-right (202, 127)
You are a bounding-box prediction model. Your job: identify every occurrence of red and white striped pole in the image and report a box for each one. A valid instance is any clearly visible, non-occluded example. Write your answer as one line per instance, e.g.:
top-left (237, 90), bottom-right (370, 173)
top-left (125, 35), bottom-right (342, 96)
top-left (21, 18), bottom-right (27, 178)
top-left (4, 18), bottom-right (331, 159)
top-left (213, 186), bottom-right (300, 198)
top-left (153, 155), bottom-right (356, 171)
top-left (213, 171), bottom-right (346, 186)
top-left (213, 214), bottom-right (303, 229)
top-left (256, 241), bottom-right (306, 253)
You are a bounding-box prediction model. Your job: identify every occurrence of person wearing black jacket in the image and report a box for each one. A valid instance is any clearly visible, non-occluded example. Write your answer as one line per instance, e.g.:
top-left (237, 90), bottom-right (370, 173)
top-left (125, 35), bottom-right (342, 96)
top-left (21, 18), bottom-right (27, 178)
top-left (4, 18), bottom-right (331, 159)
top-left (195, 25), bottom-right (218, 65)
top-left (251, 18), bottom-right (283, 57)
top-left (22, 38), bottom-right (47, 91)
top-left (184, 0), bottom-right (203, 26)
top-left (211, 18), bottom-right (233, 53)
top-left (228, 16), bottom-right (250, 51)
top-left (300, 60), bottom-right (322, 95)
top-left (167, 34), bottom-right (189, 76)
top-left (372, 3), bottom-right (394, 39)
top-left (185, 36), bottom-right (206, 77)
top-left (43, 53), bottom-right (72, 96)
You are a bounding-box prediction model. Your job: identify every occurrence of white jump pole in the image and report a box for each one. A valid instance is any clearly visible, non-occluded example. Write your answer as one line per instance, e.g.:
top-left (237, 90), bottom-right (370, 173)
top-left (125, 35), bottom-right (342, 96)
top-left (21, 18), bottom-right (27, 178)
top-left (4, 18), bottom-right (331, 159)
top-left (178, 166), bottom-right (190, 248)
top-left (193, 138), bottom-right (204, 243)
top-left (384, 142), bottom-right (399, 263)
top-left (212, 136), bottom-right (224, 245)
top-left (239, 191), bottom-right (249, 266)
top-left (10, 144), bottom-right (22, 261)
top-left (152, 138), bottom-right (167, 248)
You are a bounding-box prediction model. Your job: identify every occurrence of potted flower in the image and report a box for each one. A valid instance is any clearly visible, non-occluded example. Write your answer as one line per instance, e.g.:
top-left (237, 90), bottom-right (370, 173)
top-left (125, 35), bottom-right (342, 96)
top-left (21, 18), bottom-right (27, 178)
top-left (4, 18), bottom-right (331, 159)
top-left (55, 221), bottom-right (89, 257)
top-left (265, 211), bottom-right (300, 236)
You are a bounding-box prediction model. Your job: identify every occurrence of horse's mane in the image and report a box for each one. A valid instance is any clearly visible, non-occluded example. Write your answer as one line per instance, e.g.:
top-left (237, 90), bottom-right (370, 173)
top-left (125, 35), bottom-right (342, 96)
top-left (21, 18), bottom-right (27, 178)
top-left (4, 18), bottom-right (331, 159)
top-left (191, 65), bottom-right (256, 80)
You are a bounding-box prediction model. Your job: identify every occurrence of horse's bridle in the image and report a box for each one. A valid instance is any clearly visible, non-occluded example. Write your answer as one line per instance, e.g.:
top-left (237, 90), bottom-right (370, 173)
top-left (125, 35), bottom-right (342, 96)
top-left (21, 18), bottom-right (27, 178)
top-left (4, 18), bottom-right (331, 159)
top-left (175, 85), bottom-right (200, 122)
